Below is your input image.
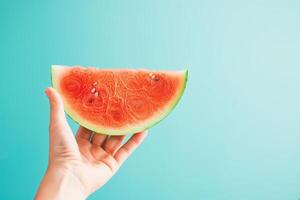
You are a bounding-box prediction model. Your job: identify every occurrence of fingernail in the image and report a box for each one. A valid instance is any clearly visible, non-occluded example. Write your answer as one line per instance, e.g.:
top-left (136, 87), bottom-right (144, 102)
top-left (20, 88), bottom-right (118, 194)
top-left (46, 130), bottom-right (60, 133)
top-left (45, 88), bottom-right (51, 97)
top-left (45, 89), bottom-right (49, 96)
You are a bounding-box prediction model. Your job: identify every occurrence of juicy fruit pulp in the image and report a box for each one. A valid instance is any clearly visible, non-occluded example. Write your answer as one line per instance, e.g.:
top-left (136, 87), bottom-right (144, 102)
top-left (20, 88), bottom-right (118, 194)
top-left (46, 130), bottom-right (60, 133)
top-left (52, 65), bottom-right (187, 135)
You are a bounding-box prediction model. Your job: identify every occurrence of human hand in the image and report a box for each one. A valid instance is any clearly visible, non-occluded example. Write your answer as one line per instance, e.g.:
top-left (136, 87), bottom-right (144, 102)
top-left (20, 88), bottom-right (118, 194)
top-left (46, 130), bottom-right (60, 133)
top-left (35, 87), bottom-right (148, 200)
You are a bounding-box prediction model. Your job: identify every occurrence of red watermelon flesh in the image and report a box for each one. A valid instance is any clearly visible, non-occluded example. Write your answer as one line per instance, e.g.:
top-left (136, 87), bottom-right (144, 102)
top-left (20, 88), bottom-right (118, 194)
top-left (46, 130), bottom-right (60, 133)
top-left (51, 65), bottom-right (188, 135)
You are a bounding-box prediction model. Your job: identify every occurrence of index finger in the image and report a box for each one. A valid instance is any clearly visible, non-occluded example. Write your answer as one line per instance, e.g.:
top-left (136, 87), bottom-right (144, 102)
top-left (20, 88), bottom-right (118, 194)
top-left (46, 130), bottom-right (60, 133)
top-left (114, 130), bottom-right (148, 165)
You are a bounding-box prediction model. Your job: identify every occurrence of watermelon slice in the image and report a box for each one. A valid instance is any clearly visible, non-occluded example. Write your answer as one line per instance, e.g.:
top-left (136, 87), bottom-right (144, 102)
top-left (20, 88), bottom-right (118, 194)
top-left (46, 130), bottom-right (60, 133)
top-left (51, 65), bottom-right (188, 135)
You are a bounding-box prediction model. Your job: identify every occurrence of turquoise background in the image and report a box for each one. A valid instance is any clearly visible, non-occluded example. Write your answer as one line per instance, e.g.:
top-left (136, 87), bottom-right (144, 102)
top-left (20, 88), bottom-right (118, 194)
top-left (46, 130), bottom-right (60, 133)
top-left (1, 0), bottom-right (300, 199)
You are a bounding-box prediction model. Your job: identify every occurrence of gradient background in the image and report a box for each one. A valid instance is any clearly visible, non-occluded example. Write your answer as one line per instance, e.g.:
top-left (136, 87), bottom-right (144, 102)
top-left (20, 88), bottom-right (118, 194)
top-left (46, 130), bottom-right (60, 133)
top-left (1, 0), bottom-right (300, 199)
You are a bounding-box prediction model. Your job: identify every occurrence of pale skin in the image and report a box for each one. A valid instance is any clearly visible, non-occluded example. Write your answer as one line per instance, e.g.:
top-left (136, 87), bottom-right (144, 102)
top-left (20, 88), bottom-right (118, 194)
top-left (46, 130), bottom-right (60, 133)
top-left (35, 87), bottom-right (148, 200)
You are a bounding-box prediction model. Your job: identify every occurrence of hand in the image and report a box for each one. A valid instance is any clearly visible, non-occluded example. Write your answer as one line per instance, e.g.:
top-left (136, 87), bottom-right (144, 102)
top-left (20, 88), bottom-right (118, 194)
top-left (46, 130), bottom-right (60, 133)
top-left (35, 87), bottom-right (148, 200)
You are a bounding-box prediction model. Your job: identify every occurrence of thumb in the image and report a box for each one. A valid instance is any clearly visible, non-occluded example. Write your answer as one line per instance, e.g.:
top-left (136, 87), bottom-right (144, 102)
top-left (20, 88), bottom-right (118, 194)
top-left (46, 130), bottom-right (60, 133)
top-left (45, 87), bottom-right (79, 162)
top-left (45, 87), bottom-right (68, 128)
top-left (45, 87), bottom-right (75, 143)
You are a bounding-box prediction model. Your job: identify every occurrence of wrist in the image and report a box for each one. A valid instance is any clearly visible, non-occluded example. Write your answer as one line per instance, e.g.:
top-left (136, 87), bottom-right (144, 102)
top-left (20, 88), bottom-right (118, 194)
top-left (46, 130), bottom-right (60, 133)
top-left (35, 165), bottom-right (87, 200)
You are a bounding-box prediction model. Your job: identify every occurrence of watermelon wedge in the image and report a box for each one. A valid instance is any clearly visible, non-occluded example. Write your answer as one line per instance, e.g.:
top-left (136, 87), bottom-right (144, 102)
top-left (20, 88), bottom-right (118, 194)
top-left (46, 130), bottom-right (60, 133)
top-left (51, 65), bottom-right (188, 135)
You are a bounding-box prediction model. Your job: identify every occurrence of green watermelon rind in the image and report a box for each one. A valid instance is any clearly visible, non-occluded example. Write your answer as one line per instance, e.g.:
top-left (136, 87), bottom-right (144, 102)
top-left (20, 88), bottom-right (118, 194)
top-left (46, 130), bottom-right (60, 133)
top-left (51, 65), bottom-right (188, 135)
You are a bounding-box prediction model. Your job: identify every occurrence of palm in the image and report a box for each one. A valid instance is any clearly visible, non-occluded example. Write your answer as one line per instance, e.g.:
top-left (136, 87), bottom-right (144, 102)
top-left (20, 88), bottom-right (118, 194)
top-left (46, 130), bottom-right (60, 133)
top-left (75, 126), bottom-right (132, 193)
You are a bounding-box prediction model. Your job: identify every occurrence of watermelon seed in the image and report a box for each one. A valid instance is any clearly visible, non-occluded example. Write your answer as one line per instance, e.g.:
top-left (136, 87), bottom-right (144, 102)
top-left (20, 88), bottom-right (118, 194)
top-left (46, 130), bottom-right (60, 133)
top-left (149, 72), bottom-right (154, 78)
top-left (95, 92), bottom-right (99, 97)
top-left (149, 73), bottom-right (159, 81)
top-left (91, 88), bottom-right (96, 93)
top-left (93, 81), bottom-right (98, 86)
top-left (149, 73), bottom-right (155, 79)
